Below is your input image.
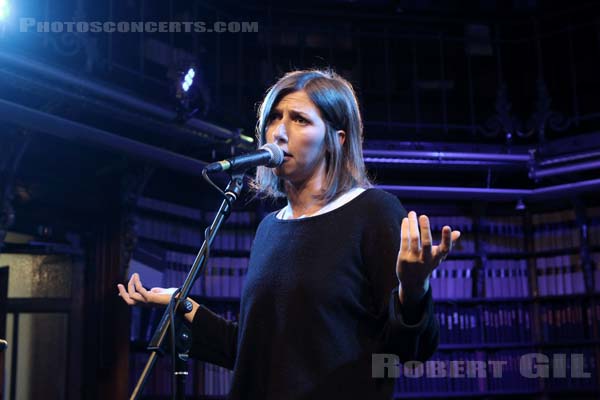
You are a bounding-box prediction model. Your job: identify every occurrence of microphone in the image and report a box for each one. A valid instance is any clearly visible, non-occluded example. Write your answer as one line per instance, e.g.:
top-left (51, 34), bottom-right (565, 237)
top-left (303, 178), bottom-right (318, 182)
top-left (204, 143), bottom-right (284, 173)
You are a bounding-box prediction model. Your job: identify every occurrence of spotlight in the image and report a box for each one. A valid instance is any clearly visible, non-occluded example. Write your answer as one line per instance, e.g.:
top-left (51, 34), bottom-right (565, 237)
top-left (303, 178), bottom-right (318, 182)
top-left (515, 198), bottom-right (526, 211)
top-left (0, 0), bottom-right (10, 21)
top-left (182, 67), bottom-right (195, 92)
top-left (175, 65), bottom-right (209, 121)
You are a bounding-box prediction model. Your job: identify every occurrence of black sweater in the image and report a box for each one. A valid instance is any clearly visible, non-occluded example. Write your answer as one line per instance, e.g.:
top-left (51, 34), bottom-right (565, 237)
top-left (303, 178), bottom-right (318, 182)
top-left (189, 189), bottom-right (439, 399)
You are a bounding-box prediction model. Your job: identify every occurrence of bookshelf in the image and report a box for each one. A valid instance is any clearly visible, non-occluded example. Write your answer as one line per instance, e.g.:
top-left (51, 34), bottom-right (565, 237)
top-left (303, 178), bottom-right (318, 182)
top-left (127, 196), bottom-right (600, 399)
top-left (395, 205), bottom-right (600, 398)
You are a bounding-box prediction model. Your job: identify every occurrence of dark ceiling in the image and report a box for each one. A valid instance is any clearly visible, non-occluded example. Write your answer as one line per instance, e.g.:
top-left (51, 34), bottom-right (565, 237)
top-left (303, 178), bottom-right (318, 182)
top-left (1, 0), bottom-right (600, 241)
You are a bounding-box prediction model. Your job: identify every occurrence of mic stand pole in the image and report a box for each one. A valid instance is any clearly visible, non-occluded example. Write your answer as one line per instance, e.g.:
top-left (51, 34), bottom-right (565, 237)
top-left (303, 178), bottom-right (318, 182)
top-left (129, 173), bottom-right (245, 400)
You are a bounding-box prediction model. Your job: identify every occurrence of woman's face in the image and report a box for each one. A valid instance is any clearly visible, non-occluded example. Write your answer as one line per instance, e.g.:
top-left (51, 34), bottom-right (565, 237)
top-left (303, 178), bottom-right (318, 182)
top-left (265, 90), bottom-right (328, 186)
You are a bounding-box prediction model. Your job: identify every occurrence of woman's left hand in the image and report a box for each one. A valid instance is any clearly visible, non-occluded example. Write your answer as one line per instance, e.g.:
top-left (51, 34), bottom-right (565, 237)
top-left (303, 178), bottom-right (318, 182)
top-left (396, 211), bottom-right (461, 303)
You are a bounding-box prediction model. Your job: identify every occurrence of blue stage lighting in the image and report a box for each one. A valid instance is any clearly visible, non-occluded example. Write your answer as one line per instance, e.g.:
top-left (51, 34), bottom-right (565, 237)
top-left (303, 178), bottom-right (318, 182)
top-left (181, 67), bottom-right (195, 92)
top-left (0, 0), bottom-right (10, 21)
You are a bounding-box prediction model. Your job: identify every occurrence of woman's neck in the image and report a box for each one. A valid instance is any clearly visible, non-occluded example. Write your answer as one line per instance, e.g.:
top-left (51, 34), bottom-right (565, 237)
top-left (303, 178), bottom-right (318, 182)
top-left (279, 186), bottom-right (366, 220)
top-left (283, 169), bottom-right (327, 219)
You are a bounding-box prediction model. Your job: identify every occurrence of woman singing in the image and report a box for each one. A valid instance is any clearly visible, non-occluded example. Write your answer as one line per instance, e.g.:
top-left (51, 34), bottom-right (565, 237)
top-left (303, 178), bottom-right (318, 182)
top-left (118, 69), bottom-right (461, 399)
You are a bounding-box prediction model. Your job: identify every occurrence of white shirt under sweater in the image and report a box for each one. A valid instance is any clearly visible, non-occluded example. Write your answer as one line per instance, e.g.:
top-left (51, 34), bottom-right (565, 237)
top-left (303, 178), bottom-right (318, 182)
top-left (275, 187), bottom-right (366, 220)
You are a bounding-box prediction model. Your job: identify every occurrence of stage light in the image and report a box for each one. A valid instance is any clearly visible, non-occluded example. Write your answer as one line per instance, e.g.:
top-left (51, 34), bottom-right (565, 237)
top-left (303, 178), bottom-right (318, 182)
top-left (0, 0), bottom-right (10, 21)
top-left (182, 67), bottom-right (195, 92)
top-left (174, 64), bottom-right (210, 120)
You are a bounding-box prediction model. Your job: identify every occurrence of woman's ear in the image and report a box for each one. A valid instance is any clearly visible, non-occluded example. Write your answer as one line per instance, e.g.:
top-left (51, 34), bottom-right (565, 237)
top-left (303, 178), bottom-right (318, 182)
top-left (337, 130), bottom-right (346, 146)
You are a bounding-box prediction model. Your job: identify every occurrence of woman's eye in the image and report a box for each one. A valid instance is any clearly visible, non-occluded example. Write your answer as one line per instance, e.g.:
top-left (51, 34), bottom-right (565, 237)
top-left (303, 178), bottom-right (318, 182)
top-left (295, 116), bottom-right (307, 124)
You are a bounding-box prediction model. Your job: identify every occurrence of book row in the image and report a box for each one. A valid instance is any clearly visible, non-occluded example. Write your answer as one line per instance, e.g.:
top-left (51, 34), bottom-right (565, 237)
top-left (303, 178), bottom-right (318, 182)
top-left (483, 259), bottom-right (529, 298)
top-left (436, 304), bottom-right (532, 344)
top-left (136, 251), bottom-right (599, 302)
top-left (478, 216), bottom-right (526, 253)
top-left (535, 254), bottom-right (586, 296)
top-left (162, 252), bottom-right (250, 298)
top-left (137, 216), bottom-right (255, 251)
top-left (394, 348), bottom-right (597, 394)
top-left (430, 260), bottom-right (475, 299)
top-left (129, 299), bottom-right (600, 347)
top-left (531, 210), bottom-right (581, 252)
top-left (129, 354), bottom-right (233, 396)
top-left (438, 301), bottom-right (600, 345)
top-left (539, 301), bottom-right (600, 342)
top-left (428, 216), bottom-right (476, 254)
top-left (137, 196), bottom-right (257, 226)
top-left (137, 210), bottom-right (600, 259)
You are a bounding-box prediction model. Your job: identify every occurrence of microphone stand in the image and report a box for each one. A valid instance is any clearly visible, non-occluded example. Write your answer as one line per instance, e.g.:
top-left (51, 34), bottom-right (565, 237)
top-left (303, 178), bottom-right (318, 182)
top-left (129, 173), bottom-right (245, 400)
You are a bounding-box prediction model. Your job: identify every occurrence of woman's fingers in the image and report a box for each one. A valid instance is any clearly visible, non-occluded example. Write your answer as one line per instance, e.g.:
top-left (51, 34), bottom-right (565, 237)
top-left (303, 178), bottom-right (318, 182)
top-left (451, 230), bottom-right (461, 243)
top-left (401, 214), bottom-right (463, 261)
top-left (419, 215), bottom-right (433, 261)
top-left (400, 216), bottom-right (409, 253)
top-left (127, 273), bottom-right (136, 293)
top-left (408, 211), bottom-right (420, 253)
top-left (118, 274), bottom-right (178, 307)
top-left (125, 273), bottom-right (147, 303)
top-left (440, 225), bottom-right (452, 253)
top-left (134, 274), bottom-right (150, 297)
top-left (117, 283), bottom-right (136, 305)
top-left (433, 227), bottom-right (461, 263)
top-left (401, 212), bottom-right (435, 258)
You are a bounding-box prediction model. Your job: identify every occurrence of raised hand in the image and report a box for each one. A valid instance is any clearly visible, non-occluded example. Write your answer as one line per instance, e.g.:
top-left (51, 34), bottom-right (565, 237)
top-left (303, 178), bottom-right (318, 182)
top-left (117, 273), bottom-right (200, 323)
top-left (396, 211), bottom-right (461, 303)
top-left (117, 273), bottom-right (176, 306)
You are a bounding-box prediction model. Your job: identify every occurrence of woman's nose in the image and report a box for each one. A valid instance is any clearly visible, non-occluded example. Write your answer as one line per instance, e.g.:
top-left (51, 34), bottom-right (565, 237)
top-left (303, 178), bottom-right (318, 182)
top-left (272, 122), bottom-right (288, 143)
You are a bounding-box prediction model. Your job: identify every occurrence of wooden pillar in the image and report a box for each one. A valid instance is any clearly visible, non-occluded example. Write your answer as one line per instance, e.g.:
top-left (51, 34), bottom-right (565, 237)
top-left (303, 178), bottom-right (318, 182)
top-left (82, 164), bottom-right (153, 400)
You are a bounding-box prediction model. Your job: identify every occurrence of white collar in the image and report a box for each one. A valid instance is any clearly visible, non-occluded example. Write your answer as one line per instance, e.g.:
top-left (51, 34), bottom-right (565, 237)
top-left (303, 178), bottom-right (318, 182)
top-left (276, 187), bottom-right (366, 220)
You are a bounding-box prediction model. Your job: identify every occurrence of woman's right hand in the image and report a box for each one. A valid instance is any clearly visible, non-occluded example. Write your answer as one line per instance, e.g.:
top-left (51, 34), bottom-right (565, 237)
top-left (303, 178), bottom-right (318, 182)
top-left (117, 272), bottom-right (176, 306)
top-left (117, 273), bottom-right (200, 322)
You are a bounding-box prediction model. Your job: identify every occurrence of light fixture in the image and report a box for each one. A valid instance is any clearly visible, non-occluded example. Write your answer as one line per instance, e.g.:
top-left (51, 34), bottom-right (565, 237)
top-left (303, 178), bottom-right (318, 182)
top-left (175, 65), bottom-right (210, 121)
top-left (182, 67), bottom-right (195, 92)
top-left (0, 0), bottom-right (10, 21)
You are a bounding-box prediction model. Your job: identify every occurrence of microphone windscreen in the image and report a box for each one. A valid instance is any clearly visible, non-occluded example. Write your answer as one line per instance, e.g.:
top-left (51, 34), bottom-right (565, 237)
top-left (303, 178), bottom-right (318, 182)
top-left (262, 143), bottom-right (284, 167)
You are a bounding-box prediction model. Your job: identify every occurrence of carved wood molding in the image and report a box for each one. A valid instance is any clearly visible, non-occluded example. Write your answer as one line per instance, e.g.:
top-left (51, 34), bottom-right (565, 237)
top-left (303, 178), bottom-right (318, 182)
top-left (0, 131), bottom-right (31, 253)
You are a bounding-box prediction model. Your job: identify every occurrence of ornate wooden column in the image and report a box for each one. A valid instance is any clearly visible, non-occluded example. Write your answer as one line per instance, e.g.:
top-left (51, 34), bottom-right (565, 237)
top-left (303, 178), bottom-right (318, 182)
top-left (0, 129), bottom-right (29, 398)
top-left (0, 130), bottom-right (30, 254)
top-left (83, 163), bottom-right (154, 400)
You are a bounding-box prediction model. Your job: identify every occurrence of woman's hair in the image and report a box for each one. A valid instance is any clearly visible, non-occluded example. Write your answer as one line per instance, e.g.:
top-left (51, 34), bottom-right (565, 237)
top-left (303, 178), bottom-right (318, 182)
top-left (250, 69), bottom-right (371, 202)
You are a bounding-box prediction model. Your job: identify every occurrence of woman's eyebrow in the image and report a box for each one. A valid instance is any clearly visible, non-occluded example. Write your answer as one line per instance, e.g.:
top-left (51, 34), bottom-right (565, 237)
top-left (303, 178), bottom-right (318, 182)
top-left (288, 109), bottom-right (311, 118)
top-left (270, 105), bottom-right (313, 119)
